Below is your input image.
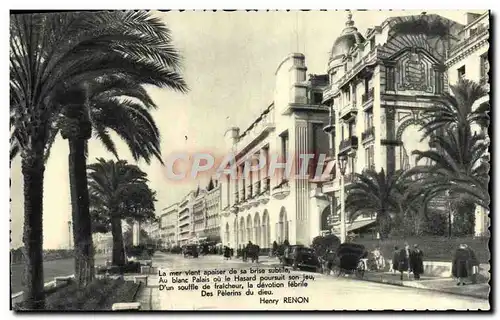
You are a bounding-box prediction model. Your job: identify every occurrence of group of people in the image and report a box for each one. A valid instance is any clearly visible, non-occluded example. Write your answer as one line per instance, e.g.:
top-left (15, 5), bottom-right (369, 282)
top-left (391, 242), bottom-right (425, 280)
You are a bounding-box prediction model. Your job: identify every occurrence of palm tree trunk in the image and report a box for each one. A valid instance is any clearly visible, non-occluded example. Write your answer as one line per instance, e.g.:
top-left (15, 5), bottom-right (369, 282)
top-left (111, 217), bottom-right (126, 266)
top-left (68, 138), bottom-right (94, 287)
top-left (376, 212), bottom-right (391, 240)
top-left (21, 155), bottom-right (45, 310)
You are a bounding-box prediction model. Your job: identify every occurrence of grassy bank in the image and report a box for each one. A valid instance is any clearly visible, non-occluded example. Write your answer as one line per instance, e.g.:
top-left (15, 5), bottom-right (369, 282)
top-left (15, 278), bottom-right (140, 311)
top-left (354, 236), bottom-right (490, 263)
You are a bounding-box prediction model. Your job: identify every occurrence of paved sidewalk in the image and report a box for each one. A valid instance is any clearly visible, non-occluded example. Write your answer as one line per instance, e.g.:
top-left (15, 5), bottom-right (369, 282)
top-left (359, 271), bottom-right (490, 299)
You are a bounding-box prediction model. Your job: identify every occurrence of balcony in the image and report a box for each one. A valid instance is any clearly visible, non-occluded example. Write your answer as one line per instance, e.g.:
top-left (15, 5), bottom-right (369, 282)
top-left (179, 211), bottom-right (190, 221)
top-left (448, 24), bottom-right (489, 59)
top-left (339, 103), bottom-right (357, 121)
top-left (361, 126), bottom-right (375, 143)
top-left (322, 86), bottom-right (336, 103)
top-left (361, 88), bottom-right (375, 109)
top-left (339, 136), bottom-right (359, 156)
top-left (271, 179), bottom-right (290, 200)
top-left (236, 109), bottom-right (275, 156)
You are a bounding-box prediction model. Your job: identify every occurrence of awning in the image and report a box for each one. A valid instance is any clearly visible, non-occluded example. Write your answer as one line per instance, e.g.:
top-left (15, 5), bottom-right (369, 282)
top-left (346, 219), bottom-right (376, 232)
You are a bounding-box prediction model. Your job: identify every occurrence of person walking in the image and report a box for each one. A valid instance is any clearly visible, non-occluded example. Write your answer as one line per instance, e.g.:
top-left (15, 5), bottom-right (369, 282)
top-left (451, 244), bottom-right (472, 286)
top-left (398, 242), bottom-right (411, 280)
top-left (409, 244), bottom-right (424, 280)
top-left (465, 244), bottom-right (479, 284)
top-left (391, 246), bottom-right (400, 274)
top-left (272, 241), bottom-right (278, 257)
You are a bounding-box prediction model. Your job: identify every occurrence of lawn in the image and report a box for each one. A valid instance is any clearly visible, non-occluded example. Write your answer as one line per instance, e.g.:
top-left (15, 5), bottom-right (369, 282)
top-left (10, 255), bottom-right (109, 294)
top-left (354, 236), bottom-right (490, 264)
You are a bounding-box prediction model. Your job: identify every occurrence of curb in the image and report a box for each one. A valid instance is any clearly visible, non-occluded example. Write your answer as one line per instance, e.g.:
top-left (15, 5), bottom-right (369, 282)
top-left (358, 276), bottom-right (489, 300)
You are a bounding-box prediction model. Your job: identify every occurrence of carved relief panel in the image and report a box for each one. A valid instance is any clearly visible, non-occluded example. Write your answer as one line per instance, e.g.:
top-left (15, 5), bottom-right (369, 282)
top-left (396, 48), bottom-right (434, 93)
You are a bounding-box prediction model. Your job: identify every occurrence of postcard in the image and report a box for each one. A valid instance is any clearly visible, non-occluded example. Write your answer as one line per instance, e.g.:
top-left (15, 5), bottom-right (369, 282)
top-left (9, 9), bottom-right (490, 311)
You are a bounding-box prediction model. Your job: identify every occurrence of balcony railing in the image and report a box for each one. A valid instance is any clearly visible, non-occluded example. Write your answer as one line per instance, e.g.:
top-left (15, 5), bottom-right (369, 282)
top-left (448, 25), bottom-right (489, 58)
top-left (339, 136), bottom-right (359, 155)
top-left (361, 88), bottom-right (375, 105)
top-left (262, 177), bottom-right (271, 191)
top-left (253, 181), bottom-right (261, 196)
top-left (361, 126), bottom-right (375, 142)
top-left (246, 184), bottom-right (253, 199)
top-left (271, 179), bottom-right (290, 200)
top-left (339, 103), bottom-right (357, 120)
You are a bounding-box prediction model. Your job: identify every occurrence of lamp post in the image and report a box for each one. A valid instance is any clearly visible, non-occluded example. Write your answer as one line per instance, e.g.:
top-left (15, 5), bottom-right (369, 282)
top-left (337, 154), bottom-right (348, 244)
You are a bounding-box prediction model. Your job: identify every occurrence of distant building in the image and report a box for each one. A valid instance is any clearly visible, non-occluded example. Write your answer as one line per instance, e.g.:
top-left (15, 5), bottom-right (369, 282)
top-left (177, 191), bottom-right (196, 246)
top-left (205, 181), bottom-right (222, 243)
top-left (160, 203), bottom-right (179, 248)
top-left (93, 233), bottom-right (113, 255)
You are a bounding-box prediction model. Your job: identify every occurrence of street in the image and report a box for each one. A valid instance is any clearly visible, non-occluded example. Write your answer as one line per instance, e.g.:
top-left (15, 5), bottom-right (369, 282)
top-left (151, 252), bottom-right (490, 311)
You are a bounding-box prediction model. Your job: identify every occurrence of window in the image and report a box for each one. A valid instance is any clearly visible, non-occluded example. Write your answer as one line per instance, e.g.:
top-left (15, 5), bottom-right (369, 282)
top-left (370, 37), bottom-right (376, 50)
top-left (348, 122), bottom-right (355, 137)
top-left (345, 89), bottom-right (351, 102)
top-left (365, 145), bottom-right (374, 169)
top-left (313, 92), bottom-right (323, 104)
top-left (313, 123), bottom-right (330, 156)
top-left (386, 66), bottom-right (395, 91)
top-left (364, 110), bottom-right (373, 129)
top-left (435, 70), bottom-right (443, 94)
top-left (480, 53), bottom-right (488, 81)
top-left (281, 131), bottom-right (289, 163)
top-left (458, 66), bottom-right (466, 80)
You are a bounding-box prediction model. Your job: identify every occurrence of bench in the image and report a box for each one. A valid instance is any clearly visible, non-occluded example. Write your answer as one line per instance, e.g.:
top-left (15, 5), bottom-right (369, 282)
top-left (112, 302), bottom-right (141, 310)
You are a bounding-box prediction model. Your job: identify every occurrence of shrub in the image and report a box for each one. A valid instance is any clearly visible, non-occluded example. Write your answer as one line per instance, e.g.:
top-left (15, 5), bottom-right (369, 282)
top-left (312, 234), bottom-right (341, 258)
top-left (96, 261), bottom-right (141, 275)
top-left (15, 278), bottom-right (140, 311)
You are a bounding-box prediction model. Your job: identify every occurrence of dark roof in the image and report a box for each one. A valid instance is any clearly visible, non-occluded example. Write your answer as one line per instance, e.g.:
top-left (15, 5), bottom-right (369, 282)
top-left (330, 12), bottom-right (365, 62)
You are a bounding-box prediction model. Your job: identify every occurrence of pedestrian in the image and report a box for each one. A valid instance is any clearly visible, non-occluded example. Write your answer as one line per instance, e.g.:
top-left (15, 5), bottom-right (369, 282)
top-left (272, 241), bottom-right (278, 257)
top-left (391, 246), bottom-right (399, 273)
top-left (409, 244), bottom-right (424, 280)
top-left (398, 242), bottom-right (411, 280)
top-left (224, 245), bottom-right (231, 260)
top-left (464, 244), bottom-right (479, 284)
top-left (452, 244), bottom-right (475, 285)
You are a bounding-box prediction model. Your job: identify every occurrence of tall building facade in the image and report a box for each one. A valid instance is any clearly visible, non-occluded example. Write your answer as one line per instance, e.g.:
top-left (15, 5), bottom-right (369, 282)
top-left (317, 11), bottom-right (489, 239)
top-left (220, 53), bottom-right (331, 249)
top-left (445, 11), bottom-right (489, 237)
top-left (220, 11), bottom-right (489, 246)
top-left (177, 191), bottom-right (196, 246)
top-left (160, 203), bottom-right (179, 248)
top-left (205, 182), bottom-right (222, 241)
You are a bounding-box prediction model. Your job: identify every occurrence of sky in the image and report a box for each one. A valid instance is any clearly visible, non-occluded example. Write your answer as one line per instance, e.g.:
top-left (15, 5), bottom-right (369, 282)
top-left (9, 10), bottom-right (479, 249)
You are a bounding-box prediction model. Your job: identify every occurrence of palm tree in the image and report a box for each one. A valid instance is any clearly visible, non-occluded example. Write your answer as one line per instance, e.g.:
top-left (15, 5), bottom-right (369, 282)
top-left (10, 11), bottom-right (186, 307)
top-left (88, 158), bottom-right (157, 266)
top-left (52, 75), bottom-right (175, 285)
top-left (419, 79), bottom-right (490, 139)
top-left (404, 126), bottom-right (489, 213)
top-left (344, 168), bottom-right (406, 239)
